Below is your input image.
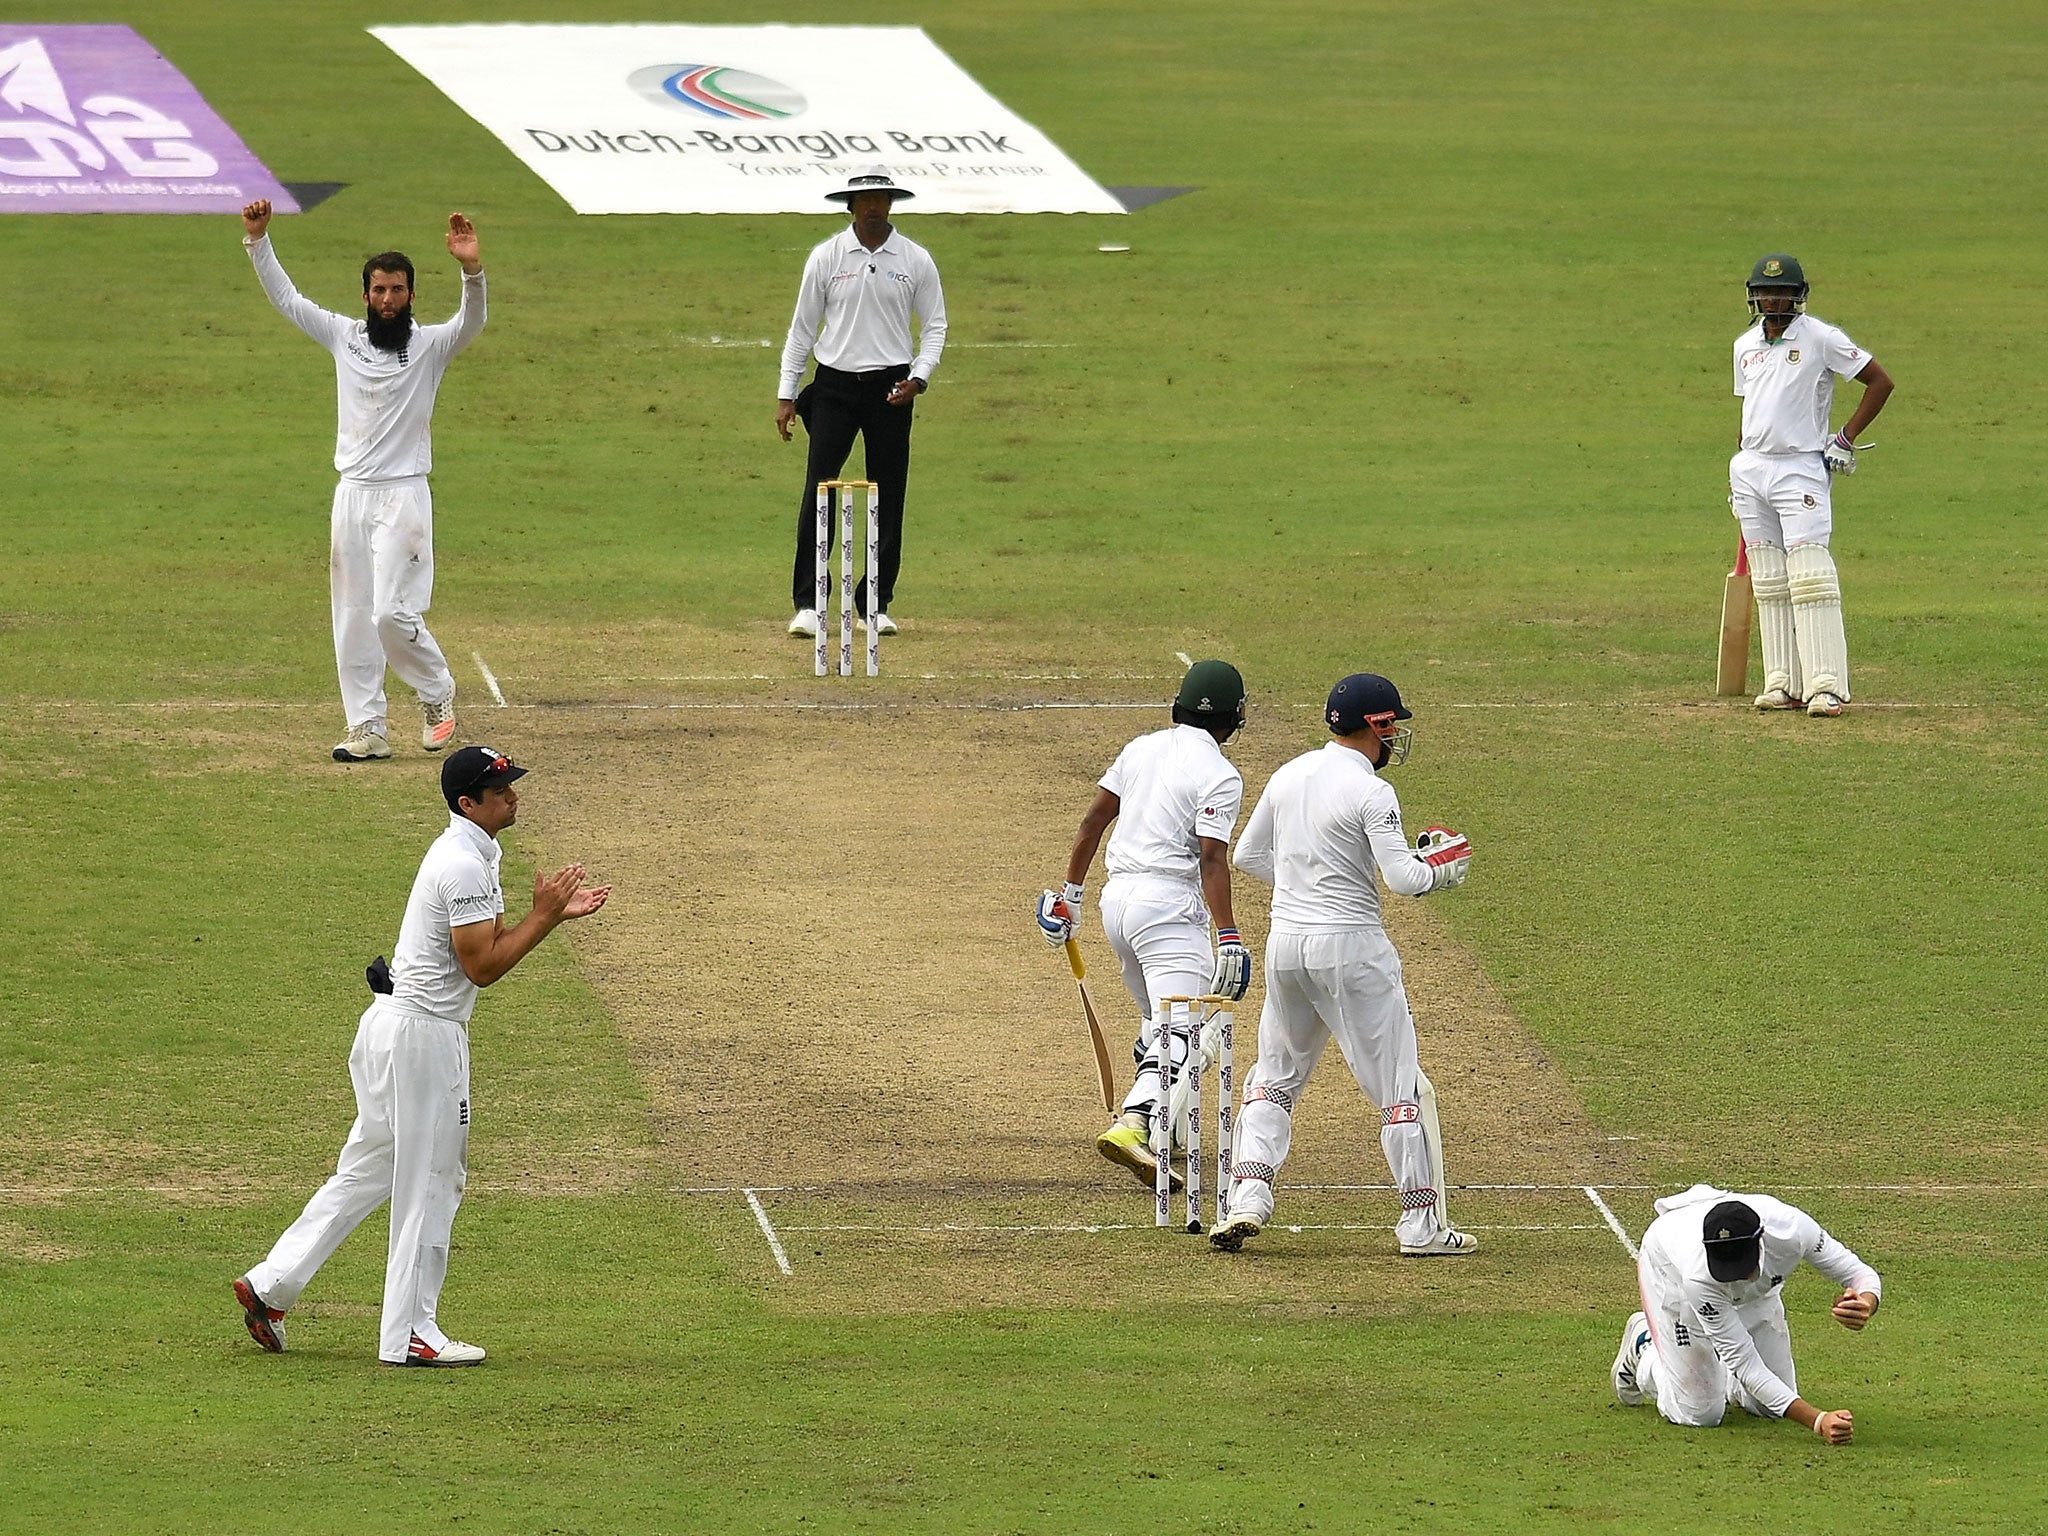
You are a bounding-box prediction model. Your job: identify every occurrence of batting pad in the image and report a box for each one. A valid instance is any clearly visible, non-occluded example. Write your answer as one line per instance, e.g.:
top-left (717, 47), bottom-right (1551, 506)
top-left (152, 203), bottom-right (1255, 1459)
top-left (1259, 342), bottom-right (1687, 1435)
top-left (1747, 544), bottom-right (1804, 700)
top-left (1788, 542), bottom-right (1850, 699)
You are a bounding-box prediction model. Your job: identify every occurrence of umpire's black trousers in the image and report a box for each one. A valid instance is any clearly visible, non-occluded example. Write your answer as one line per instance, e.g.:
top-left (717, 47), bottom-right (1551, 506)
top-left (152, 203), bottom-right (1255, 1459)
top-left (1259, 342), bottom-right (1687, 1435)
top-left (790, 363), bottom-right (915, 615)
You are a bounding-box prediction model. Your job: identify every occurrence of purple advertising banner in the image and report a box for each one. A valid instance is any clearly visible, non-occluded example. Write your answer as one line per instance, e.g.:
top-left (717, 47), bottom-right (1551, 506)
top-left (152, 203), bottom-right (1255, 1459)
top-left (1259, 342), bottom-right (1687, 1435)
top-left (0, 24), bottom-right (299, 213)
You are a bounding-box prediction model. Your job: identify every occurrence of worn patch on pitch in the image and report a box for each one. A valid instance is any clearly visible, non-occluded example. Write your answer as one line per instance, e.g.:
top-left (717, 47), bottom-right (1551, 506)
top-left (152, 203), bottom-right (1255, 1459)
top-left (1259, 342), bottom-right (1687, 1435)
top-left (517, 701), bottom-right (1638, 1310)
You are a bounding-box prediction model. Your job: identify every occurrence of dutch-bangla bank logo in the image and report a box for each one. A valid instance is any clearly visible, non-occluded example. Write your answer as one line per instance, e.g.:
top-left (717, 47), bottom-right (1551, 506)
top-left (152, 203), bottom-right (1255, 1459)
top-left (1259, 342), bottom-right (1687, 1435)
top-left (627, 64), bottom-right (805, 120)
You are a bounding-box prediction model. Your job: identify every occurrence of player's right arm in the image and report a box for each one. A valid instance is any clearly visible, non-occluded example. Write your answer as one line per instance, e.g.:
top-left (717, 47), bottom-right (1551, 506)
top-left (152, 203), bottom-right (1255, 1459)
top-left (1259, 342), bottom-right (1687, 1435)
top-left (1364, 788), bottom-right (1437, 897)
top-left (240, 199), bottom-right (349, 350)
top-left (451, 863), bottom-right (610, 987)
top-left (1230, 785), bottom-right (1276, 885)
top-left (776, 244), bottom-right (830, 438)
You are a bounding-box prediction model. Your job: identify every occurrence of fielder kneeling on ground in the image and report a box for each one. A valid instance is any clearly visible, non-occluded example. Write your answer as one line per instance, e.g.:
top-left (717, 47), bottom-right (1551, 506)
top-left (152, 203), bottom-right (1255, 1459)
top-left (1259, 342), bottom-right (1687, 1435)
top-left (231, 746), bottom-right (611, 1366)
top-left (1038, 660), bottom-right (1253, 1189)
top-left (1211, 673), bottom-right (1475, 1257)
top-left (1612, 1185), bottom-right (1881, 1445)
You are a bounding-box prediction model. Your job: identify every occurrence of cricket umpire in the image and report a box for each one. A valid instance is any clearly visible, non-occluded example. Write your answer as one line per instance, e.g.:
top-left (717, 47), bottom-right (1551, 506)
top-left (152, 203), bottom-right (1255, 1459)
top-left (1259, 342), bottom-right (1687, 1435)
top-left (232, 746), bottom-right (610, 1365)
top-left (777, 168), bottom-right (948, 639)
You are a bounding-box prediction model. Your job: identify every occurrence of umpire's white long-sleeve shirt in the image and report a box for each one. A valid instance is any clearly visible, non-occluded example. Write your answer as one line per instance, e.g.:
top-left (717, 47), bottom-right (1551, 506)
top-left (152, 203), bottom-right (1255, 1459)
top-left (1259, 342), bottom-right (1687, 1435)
top-left (1233, 743), bottom-right (1437, 931)
top-left (245, 234), bottom-right (487, 482)
top-left (778, 225), bottom-right (947, 398)
top-left (1641, 1186), bottom-right (1882, 1418)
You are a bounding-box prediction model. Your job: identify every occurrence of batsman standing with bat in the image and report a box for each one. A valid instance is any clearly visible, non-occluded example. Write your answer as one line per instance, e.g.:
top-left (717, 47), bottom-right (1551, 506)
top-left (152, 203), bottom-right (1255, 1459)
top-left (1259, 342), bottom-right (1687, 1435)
top-left (1731, 253), bottom-right (1894, 718)
top-left (240, 200), bottom-right (487, 762)
top-left (232, 746), bottom-right (610, 1365)
top-left (1038, 661), bottom-right (1253, 1189)
top-left (1611, 1185), bottom-right (1881, 1444)
top-left (1211, 673), bottom-right (1476, 1257)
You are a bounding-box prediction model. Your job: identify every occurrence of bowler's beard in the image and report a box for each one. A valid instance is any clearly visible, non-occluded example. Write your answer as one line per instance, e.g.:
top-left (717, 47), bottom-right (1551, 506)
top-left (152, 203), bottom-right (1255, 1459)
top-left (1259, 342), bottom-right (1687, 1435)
top-left (365, 303), bottom-right (414, 352)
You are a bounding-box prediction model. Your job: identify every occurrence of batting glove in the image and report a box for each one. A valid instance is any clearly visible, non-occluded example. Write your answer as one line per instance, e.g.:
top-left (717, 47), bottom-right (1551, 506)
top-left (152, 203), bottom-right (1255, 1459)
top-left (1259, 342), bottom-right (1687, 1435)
top-left (1210, 929), bottom-right (1251, 1000)
top-left (1418, 826), bottom-right (1472, 891)
top-left (1822, 431), bottom-right (1857, 476)
top-left (1036, 882), bottom-right (1084, 947)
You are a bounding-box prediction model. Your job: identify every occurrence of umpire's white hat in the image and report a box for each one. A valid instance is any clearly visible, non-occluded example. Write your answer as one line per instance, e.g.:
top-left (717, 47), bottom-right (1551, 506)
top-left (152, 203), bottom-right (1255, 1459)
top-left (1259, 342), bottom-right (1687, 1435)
top-left (826, 166), bottom-right (916, 203)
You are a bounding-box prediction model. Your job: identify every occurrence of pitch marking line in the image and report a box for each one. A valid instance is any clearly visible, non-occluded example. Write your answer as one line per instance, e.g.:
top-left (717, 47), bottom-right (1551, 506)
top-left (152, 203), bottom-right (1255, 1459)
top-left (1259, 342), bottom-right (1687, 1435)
top-left (1174, 650), bottom-right (1194, 668)
top-left (1583, 1186), bottom-right (1640, 1260)
top-left (471, 651), bottom-right (507, 707)
top-left (743, 1188), bottom-right (794, 1277)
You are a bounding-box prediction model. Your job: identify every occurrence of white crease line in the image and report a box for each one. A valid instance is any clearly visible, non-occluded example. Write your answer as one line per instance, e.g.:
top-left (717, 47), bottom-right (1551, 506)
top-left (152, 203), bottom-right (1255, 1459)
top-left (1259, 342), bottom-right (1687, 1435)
top-left (1174, 651), bottom-right (1194, 668)
top-left (1584, 1186), bottom-right (1639, 1260)
top-left (471, 651), bottom-right (507, 707)
top-left (743, 1188), bottom-right (793, 1277)
top-left (774, 1221), bottom-right (1609, 1235)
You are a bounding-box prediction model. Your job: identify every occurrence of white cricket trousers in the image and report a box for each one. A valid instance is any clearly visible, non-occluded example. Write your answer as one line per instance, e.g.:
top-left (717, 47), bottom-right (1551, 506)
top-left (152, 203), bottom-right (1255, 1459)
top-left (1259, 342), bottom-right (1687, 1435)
top-left (1634, 1247), bottom-right (1798, 1427)
top-left (246, 1002), bottom-right (472, 1363)
top-left (1100, 875), bottom-right (1210, 1118)
top-left (331, 476), bottom-right (454, 732)
top-left (1225, 927), bottom-right (1440, 1248)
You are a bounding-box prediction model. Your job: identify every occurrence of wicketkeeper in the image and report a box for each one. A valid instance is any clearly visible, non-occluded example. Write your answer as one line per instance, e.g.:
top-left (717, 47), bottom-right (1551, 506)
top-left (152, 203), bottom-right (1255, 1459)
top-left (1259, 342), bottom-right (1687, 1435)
top-left (1211, 673), bottom-right (1476, 1257)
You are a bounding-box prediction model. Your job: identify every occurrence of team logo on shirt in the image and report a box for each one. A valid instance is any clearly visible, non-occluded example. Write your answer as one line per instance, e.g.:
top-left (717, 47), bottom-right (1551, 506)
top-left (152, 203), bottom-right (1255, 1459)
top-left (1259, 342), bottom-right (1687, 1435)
top-left (1787, 349), bottom-right (1800, 362)
top-left (627, 65), bottom-right (805, 120)
top-left (1802, 494), bottom-right (1817, 508)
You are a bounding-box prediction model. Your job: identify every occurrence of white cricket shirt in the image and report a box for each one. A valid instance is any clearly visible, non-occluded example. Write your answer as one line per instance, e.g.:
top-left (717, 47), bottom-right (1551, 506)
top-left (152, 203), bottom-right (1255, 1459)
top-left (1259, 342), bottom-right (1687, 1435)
top-left (1099, 725), bottom-right (1243, 886)
top-left (388, 812), bottom-right (505, 1025)
top-left (1641, 1185), bottom-right (1882, 1418)
top-left (1233, 743), bottom-right (1437, 931)
top-left (1733, 313), bottom-right (1870, 454)
top-left (778, 224), bottom-right (947, 397)
top-left (246, 234), bottom-right (487, 482)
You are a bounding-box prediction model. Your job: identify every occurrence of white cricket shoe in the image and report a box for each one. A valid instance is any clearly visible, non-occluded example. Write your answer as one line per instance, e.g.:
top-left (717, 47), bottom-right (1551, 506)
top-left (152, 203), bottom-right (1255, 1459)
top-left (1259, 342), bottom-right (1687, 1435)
top-left (420, 693), bottom-right (457, 753)
top-left (872, 612), bottom-right (899, 636)
top-left (1754, 688), bottom-right (1803, 711)
top-left (788, 609), bottom-right (821, 637)
top-left (1209, 1210), bottom-right (1264, 1252)
top-left (332, 721), bottom-right (392, 762)
top-left (403, 1332), bottom-right (486, 1367)
top-left (1400, 1226), bottom-right (1479, 1257)
top-left (1807, 691), bottom-right (1844, 718)
top-left (1612, 1310), bottom-right (1651, 1406)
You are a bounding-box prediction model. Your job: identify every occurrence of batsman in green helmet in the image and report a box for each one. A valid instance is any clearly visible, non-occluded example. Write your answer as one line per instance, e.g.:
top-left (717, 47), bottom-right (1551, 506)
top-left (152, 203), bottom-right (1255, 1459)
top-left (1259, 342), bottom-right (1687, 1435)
top-left (1731, 253), bottom-right (1895, 718)
top-left (1037, 660), bottom-right (1250, 1194)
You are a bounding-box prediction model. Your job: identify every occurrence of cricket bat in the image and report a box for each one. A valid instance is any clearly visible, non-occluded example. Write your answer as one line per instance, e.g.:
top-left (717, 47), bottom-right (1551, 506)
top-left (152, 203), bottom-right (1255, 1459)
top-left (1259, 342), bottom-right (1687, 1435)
top-left (1716, 536), bottom-right (1753, 696)
top-left (1065, 938), bottom-right (1117, 1113)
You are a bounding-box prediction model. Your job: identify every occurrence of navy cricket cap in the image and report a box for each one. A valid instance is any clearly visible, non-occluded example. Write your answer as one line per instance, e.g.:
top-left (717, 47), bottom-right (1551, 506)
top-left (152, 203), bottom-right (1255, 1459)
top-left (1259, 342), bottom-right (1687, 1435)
top-left (1325, 673), bottom-right (1411, 735)
top-left (1702, 1200), bottom-right (1764, 1281)
top-left (442, 745), bottom-right (527, 811)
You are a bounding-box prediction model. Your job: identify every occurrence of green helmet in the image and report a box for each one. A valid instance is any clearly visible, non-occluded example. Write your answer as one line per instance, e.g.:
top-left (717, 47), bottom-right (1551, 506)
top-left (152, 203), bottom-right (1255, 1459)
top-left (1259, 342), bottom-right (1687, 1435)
top-left (1746, 253), bottom-right (1808, 323)
top-left (1172, 659), bottom-right (1246, 740)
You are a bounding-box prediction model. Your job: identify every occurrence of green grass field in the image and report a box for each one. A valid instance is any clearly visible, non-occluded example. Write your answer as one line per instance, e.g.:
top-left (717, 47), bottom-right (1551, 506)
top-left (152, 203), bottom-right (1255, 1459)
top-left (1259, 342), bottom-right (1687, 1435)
top-left (5, 0), bottom-right (2046, 1530)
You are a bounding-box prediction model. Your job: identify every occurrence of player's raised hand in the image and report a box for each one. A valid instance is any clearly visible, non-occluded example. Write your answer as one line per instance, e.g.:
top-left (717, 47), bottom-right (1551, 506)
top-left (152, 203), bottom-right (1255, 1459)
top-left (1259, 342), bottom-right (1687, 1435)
top-left (241, 198), bottom-right (272, 237)
top-left (1831, 1289), bottom-right (1879, 1330)
top-left (1814, 1408), bottom-right (1854, 1445)
top-left (446, 212), bottom-right (481, 273)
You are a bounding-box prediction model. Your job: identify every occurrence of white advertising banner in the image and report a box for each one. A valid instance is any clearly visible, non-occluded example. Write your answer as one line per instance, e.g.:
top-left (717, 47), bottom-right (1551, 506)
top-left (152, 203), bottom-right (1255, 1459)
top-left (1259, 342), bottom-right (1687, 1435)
top-left (370, 24), bottom-right (1124, 216)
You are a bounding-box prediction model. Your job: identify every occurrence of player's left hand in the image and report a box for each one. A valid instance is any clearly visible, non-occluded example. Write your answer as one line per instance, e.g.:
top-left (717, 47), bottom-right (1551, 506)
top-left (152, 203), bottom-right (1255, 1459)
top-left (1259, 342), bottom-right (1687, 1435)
top-left (1419, 826), bottom-right (1472, 890)
top-left (1831, 1289), bottom-right (1879, 1330)
top-left (446, 212), bottom-right (482, 273)
top-left (886, 378), bottom-right (922, 407)
top-left (1210, 929), bottom-right (1251, 1000)
top-left (1822, 431), bottom-right (1857, 476)
top-left (1036, 885), bottom-right (1081, 947)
